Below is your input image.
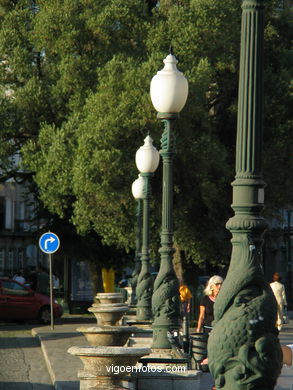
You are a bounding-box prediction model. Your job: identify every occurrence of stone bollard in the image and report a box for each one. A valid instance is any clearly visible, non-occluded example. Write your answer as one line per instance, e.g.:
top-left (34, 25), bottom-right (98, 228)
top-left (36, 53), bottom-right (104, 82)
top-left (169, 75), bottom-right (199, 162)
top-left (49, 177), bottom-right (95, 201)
top-left (76, 326), bottom-right (138, 347)
top-left (68, 346), bottom-right (151, 390)
top-left (88, 304), bottom-right (129, 326)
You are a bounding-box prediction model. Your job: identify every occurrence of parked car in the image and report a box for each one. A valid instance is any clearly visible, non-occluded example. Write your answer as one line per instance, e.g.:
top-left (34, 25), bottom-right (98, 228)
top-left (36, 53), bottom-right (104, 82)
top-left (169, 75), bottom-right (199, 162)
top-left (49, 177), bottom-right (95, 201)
top-left (0, 278), bottom-right (63, 324)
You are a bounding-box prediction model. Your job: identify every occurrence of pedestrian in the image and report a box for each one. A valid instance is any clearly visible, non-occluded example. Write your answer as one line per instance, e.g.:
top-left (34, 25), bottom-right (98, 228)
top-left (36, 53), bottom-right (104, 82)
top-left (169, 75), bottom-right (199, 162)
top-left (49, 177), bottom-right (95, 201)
top-left (13, 270), bottom-right (25, 285)
top-left (282, 345), bottom-right (293, 367)
top-left (179, 282), bottom-right (192, 353)
top-left (28, 266), bottom-right (38, 290)
top-left (196, 275), bottom-right (223, 390)
top-left (270, 272), bottom-right (287, 331)
top-left (52, 272), bottom-right (60, 290)
top-left (179, 283), bottom-right (192, 311)
top-left (36, 266), bottom-right (50, 295)
top-left (196, 275), bottom-right (223, 333)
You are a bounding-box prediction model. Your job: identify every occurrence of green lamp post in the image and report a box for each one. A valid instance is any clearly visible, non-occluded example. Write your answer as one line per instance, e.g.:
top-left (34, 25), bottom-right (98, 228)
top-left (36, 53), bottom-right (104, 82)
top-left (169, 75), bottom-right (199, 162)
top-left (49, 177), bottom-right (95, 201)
top-left (150, 52), bottom-right (188, 348)
top-left (135, 136), bottom-right (160, 321)
top-left (130, 176), bottom-right (143, 306)
top-left (286, 210), bottom-right (292, 309)
top-left (207, 1), bottom-right (282, 389)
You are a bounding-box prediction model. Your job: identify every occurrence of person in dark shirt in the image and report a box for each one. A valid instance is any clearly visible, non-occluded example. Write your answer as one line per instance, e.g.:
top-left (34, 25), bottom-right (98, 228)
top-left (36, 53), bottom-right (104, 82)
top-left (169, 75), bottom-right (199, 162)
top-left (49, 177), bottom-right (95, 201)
top-left (196, 275), bottom-right (224, 389)
top-left (36, 266), bottom-right (50, 295)
top-left (196, 275), bottom-right (223, 333)
top-left (28, 267), bottom-right (38, 290)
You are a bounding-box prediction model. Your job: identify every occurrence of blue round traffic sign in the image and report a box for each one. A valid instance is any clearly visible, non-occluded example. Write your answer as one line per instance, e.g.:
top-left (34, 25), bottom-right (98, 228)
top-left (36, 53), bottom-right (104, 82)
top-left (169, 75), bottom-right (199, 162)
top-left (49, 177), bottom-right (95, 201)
top-left (39, 232), bottom-right (60, 254)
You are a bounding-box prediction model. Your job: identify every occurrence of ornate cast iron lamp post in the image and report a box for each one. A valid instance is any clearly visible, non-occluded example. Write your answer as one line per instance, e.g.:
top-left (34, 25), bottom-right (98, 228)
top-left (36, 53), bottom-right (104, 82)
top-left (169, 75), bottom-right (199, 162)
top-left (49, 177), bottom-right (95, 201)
top-left (135, 136), bottom-right (160, 321)
top-left (150, 52), bottom-right (188, 348)
top-left (208, 1), bottom-right (282, 389)
top-left (286, 210), bottom-right (292, 309)
top-left (130, 176), bottom-right (143, 305)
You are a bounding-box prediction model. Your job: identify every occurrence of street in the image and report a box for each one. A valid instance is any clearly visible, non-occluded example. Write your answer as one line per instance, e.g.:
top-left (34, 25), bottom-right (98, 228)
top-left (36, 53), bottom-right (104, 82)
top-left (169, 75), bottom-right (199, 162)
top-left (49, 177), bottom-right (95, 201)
top-left (0, 316), bottom-right (292, 390)
top-left (0, 322), bottom-right (54, 390)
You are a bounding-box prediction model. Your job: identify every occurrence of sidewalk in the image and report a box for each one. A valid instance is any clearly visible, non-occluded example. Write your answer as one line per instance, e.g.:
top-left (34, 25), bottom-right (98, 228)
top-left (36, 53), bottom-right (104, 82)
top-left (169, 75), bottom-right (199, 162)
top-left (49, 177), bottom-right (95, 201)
top-left (32, 315), bottom-right (293, 390)
top-left (32, 315), bottom-right (96, 390)
top-left (276, 316), bottom-right (293, 390)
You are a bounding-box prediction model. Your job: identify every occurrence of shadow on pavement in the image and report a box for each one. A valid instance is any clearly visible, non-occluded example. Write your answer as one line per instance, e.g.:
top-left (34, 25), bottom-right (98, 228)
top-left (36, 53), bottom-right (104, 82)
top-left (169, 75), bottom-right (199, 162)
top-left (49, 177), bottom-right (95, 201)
top-left (0, 382), bottom-right (53, 389)
top-left (58, 316), bottom-right (96, 324)
top-left (0, 336), bottom-right (41, 349)
top-left (0, 322), bottom-right (39, 331)
top-left (34, 332), bottom-right (83, 341)
top-left (55, 381), bottom-right (79, 390)
top-left (0, 315), bottom-right (95, 329)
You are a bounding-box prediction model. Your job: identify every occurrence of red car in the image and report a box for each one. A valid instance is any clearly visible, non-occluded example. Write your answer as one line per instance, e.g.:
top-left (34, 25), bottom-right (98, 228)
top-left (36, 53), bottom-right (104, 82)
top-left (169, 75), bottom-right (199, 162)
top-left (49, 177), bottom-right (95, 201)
top-left (0, 278), bottom-right (63, 324)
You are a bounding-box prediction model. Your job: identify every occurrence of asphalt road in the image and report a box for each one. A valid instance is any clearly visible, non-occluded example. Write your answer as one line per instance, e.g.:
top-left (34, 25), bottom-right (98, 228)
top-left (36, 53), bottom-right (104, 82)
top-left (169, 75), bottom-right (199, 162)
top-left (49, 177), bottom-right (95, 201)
top-left (0, 322), bottom-right (54, 390)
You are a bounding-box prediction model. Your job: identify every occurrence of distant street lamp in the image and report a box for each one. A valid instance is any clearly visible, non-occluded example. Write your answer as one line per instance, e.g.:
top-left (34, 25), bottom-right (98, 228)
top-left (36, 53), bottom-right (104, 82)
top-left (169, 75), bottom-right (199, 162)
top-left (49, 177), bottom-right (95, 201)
top-left (135, 136), bottom-right (160, 321)
top-left (286, 210), bottom-right (292, 309)
top-left (130, 176), bottom-right (143, 305)
top-left (150, 51), bottom-right (188, 348)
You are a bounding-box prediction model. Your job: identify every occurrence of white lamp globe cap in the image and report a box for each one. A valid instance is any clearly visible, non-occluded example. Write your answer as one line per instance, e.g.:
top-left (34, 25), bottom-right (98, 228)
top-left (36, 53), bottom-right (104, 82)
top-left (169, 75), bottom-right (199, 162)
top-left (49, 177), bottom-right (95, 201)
top-left (135, 135), bottom-right (160, 173)
top-left (150, 53), bottom-right (188, 113)
top-left (132, 175), bottom-right (144, 199)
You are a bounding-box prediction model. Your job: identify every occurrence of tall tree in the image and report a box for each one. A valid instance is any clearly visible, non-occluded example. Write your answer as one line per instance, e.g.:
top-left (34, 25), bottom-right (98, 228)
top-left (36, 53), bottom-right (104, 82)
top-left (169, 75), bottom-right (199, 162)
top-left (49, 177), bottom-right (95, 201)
top-left (0, 0), bottom-right (292, 274)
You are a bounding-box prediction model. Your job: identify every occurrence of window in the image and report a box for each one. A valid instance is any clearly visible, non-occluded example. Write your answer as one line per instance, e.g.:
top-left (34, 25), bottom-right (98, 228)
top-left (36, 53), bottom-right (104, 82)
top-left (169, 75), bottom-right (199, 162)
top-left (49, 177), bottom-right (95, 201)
top-left (5, 198), bottom-right (12, 230)
top-left (0, 249), bottom-right (4, 271)
top-left (15, 201), bottom-right (25, 221)
top-left (8, 250), bottom-right (13, 270)
top-left (18, 250), bottom-right (24, 268)
top-left (0, 197), bottom-right (5, 230)
top-left (26, 244), bottom-right (37, 266)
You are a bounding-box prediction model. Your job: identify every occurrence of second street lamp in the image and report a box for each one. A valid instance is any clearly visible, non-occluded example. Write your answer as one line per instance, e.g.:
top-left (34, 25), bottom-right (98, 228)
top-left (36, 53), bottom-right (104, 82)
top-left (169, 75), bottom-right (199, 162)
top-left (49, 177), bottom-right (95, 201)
top-left (135, 136), bottom-right (160, 321)
top-left (150, 52), bottom-right (188, 348)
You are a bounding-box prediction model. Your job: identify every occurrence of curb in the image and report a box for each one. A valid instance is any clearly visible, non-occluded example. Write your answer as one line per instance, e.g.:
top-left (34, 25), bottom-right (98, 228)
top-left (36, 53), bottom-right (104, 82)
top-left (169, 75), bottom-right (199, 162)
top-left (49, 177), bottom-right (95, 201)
top-left (32, 328), bottom-right (57, 387)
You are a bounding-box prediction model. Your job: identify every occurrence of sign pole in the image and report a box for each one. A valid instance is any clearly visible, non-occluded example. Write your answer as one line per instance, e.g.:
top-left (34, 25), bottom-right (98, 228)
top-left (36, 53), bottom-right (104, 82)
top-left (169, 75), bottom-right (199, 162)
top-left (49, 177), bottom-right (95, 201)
top-left (39, 232), bottom-right (60, 331)
top-left (49, 253), bottom-right (54, 330)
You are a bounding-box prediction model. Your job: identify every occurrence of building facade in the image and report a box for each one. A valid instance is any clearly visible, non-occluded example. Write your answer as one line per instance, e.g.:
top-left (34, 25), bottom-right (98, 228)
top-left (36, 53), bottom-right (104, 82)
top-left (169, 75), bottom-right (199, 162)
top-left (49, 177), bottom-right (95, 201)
top-left (0, 180), bottom-right (45, 277)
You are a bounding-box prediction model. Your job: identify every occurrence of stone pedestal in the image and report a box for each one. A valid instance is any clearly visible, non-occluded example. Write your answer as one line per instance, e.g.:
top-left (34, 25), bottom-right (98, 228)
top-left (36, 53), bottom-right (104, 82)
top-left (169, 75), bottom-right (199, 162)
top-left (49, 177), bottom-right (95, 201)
top-left (88, 304), bottom-right (129, 326)
top-left (77, 326), bottom-right (138, 347)
top-left (96, 293), bottom-right (124, 304)
top-left (88, 292), bottom-right (128, 326)
top-left (78, 370), bottom-right (128, 390)
top-left (68, 346), bottom-right (151, 390)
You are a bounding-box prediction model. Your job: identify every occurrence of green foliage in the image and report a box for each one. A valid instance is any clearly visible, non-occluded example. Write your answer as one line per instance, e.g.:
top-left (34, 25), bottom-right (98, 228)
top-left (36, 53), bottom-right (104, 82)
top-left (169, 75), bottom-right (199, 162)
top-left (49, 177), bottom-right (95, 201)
top-left (0, 0), bottom-right (292, 270)
top-left (23, 118), bottom-right (77, 217)
top-left (68, 56), bottom-right (158, 248)
top-left (263, 8), bottom-right (293, 213)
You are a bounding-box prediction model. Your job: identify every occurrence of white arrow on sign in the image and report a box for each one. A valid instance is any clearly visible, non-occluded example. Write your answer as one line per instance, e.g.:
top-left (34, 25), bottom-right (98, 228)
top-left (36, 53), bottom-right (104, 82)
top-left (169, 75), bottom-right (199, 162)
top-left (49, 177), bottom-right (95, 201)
top-left (45, 236), bottom-right (55, 250)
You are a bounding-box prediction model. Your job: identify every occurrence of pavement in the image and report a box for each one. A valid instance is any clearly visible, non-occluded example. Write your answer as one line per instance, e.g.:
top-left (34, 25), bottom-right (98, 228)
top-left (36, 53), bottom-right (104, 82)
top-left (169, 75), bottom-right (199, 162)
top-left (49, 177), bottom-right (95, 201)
top-left (0, 323), bottom-right (54, 390)
top-left (31, 316), bottom-right (95, 390)
top-left (31, 314), bottom-right (293, 390)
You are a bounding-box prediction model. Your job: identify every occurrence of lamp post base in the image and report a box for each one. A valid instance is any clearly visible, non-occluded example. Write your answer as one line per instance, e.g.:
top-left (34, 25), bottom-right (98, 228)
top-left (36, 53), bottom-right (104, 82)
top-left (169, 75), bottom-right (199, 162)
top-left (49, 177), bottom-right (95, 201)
top-left (152, 322), bottom-right (179, 349)
top-left (136, 306), bottom-right (152, 322)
